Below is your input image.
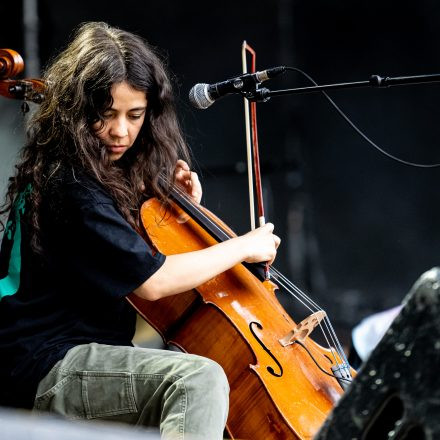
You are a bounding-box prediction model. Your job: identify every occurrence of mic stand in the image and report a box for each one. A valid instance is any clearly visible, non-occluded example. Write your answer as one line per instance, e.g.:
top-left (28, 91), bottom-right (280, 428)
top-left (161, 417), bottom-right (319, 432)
top-left (246, 73), bottom-right (440, 102)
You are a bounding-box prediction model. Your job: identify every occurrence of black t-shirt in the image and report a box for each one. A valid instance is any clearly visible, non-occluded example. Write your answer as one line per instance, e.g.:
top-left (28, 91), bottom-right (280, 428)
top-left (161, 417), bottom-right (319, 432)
top-left (0, 167), bottom-right (165, 409)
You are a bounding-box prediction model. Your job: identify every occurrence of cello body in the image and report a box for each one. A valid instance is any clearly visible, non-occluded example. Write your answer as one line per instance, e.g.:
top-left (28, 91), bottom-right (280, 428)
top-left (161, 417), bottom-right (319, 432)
top-left (128, 196), bottom-right (347, 440)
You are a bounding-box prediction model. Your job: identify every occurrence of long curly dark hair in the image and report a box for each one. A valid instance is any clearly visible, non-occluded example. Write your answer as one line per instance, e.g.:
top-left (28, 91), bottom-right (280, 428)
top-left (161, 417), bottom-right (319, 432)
top-left (0, 22), bottom-right (191, 253)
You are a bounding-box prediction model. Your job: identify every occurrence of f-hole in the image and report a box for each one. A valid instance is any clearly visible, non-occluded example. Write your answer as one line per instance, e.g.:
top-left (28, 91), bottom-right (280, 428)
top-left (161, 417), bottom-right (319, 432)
top-left (362, 393), bottom-right (425, 440)
top-left (249, 321), bottom-right (283, 377)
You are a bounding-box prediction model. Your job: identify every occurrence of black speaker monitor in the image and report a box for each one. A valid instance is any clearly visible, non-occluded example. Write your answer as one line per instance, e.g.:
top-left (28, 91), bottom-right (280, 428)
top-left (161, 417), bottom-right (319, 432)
top-left (316, 267), bottom-right (440, 440)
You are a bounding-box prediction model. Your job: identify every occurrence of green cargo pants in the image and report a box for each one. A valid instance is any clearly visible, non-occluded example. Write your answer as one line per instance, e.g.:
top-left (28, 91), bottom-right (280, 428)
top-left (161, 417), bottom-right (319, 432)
top-left (33, 343), bottom-right (229, 440)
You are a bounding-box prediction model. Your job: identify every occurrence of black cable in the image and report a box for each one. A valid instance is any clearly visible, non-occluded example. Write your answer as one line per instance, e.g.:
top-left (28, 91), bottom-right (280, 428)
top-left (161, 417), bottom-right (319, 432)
top-left (293, 340), bottom-right (352, 384)
top-left (285, 66), bottom-right (440, 168)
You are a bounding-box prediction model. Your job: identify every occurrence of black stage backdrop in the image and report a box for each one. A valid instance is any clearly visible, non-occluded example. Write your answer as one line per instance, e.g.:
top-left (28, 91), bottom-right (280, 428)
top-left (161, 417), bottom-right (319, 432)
top-left (3, 0), bottom-right (440, 341)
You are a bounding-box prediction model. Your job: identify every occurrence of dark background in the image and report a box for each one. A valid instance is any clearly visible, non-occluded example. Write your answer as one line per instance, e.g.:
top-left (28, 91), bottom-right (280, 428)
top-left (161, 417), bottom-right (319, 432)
top-left (2, 0), bottom-right (440, 343)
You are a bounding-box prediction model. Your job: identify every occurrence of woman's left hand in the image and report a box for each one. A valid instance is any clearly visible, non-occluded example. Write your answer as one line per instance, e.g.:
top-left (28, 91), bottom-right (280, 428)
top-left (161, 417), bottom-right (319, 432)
top-left (174, 159), bottom-right (202, 204)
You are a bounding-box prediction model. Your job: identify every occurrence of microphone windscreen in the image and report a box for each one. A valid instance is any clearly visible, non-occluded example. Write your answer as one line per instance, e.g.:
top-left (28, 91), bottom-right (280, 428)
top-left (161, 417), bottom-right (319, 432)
top-left (189, 83), bottom-right (214, 109)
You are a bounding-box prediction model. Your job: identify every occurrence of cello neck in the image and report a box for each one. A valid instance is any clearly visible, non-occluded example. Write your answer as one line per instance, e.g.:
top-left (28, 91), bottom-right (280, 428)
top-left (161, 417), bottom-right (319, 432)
top-left (169, 186), bottom-right (268, 281)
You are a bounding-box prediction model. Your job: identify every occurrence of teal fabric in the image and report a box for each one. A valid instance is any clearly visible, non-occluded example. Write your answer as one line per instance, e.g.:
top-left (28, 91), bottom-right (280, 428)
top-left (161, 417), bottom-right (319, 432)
top-left (0, 185), bottom-right (32, 300)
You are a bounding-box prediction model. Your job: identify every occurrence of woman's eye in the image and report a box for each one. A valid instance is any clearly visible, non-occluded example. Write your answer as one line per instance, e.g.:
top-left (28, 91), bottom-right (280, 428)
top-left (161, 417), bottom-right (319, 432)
top-left (102, 112), bottom-right (113, 119)
top-left (129, 114), bottom-right (143, 120)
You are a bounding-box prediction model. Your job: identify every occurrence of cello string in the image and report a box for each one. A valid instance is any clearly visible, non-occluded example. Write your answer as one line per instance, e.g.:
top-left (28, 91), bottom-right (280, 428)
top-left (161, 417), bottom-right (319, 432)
top-left (271, 268), bottom-right (351, 370)
top-left (276, 282), bottom-right (341, 368)
top-left (270, 268), bottom-right (348, 367)
top-left (270, 268), bottom-right (345, 359)
top-left (268, 274), bottom-right (319, 313)
top-left (165, 182), bottom-right (350, 370)
top-left (166, 180), bottom-right (232, 242)
top-left (270, 269), bottom-right (351, 377)
top-left (171, 181), bottom-right (326, 320)
top-left (270, 268), bottom-right (321, 311)
top-left (270, 275), bottom-right (338, 362)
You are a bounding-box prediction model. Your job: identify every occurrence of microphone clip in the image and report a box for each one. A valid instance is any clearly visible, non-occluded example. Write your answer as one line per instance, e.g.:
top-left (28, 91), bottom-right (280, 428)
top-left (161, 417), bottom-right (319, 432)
top-left (242, 87), bottom-right (271, 103)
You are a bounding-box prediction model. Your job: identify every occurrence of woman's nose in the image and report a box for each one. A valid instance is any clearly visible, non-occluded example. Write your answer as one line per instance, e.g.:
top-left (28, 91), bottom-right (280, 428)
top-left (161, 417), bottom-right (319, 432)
top-left (109, 118), bottom-right (128, 139)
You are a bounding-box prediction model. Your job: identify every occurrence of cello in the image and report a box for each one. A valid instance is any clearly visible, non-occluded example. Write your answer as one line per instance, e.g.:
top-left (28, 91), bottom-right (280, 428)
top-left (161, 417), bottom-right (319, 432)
top-left (128, 186), bottom-right (352, 439)
top-left (0, 48), bottom-right (353, 439)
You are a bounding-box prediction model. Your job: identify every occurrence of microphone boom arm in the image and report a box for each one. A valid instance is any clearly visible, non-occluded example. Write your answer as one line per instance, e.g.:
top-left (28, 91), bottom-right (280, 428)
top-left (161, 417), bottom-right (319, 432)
top-left (247, 73), bottom-right (440, 102)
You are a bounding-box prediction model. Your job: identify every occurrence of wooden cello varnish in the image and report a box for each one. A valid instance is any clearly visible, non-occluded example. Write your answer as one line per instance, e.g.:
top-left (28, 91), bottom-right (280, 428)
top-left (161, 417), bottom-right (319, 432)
top-left (128, 197), bottom-right (346, 440)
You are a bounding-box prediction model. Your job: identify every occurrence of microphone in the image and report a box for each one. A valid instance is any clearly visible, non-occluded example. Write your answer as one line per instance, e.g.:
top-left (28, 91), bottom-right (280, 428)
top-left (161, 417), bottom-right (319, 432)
top-left (189, 66), bottom-right (286, 109)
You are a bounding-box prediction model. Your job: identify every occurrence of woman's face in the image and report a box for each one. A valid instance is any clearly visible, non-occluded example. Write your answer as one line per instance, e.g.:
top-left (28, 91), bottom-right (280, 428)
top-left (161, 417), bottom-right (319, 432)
top-left (93, 81), bottom-right (148, 161)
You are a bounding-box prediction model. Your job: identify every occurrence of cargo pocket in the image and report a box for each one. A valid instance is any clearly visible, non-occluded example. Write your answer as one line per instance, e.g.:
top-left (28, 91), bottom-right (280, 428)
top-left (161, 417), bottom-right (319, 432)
top-left (81, 371), bottom-right (138, 419)
top-left (34, 373), bottom-right (86, 418)
top-left (34, 371), bottom-right (138, 420)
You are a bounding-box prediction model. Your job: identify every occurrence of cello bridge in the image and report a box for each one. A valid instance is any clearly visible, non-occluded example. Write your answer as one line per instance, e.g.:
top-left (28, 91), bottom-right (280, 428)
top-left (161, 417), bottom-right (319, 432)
top-left (279, 311), bottom-right (326, 347)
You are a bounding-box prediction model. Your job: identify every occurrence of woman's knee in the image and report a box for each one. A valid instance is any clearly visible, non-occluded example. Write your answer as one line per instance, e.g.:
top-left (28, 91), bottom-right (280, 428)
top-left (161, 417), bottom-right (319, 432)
top-left (185, 356), bottom-right (229, 397)
top-left (201, 358), bottom-right (229, 392)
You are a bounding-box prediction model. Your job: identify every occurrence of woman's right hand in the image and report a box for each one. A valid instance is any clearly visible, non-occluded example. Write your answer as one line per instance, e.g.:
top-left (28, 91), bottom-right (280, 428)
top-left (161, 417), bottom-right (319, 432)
top-left (240, 223), bottom-right (281, 265)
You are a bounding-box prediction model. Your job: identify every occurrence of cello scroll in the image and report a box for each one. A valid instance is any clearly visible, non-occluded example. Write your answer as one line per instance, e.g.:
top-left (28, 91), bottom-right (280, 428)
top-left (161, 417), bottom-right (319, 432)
top-left (0, 49), bottom-right (44, 106)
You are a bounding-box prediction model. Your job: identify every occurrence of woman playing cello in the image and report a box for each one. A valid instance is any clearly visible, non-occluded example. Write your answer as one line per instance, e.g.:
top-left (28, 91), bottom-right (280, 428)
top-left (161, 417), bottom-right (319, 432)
top-left (0, 22), bottom-right (280, 439)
